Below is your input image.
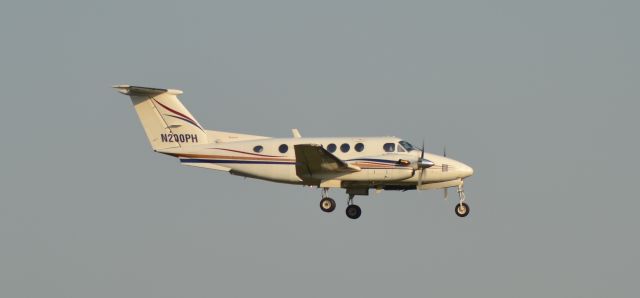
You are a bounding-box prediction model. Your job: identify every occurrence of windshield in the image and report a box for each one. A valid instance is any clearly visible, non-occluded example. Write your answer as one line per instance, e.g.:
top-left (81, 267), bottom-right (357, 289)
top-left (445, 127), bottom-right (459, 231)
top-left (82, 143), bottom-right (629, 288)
top-left (398, 140), bottom-right (417, 151)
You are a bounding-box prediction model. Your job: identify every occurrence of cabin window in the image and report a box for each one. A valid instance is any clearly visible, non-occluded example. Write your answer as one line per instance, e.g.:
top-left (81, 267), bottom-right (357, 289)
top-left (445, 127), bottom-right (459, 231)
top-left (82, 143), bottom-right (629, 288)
top-left (442, 164), bottom-right (449, 172)
top-left (397, 144), bottom-right (406, 152)
top-left (279, 144), bottom-right (289, 153)
top-left (253, 145), bottom-right (263, 153)
top-left (327, 143), bottom-right (337, 153)
top-left (355, 143), bottom-right (365, 152)
top-left (383, 143), bottom-right (395, 152)
top-left (340, 143), bottom-right (350, 153)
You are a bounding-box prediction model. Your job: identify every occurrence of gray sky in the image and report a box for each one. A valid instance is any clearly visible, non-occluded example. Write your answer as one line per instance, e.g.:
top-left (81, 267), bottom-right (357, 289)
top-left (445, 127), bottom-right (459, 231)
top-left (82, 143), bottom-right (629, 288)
top-left (1, 0), bottom-right (639, 297)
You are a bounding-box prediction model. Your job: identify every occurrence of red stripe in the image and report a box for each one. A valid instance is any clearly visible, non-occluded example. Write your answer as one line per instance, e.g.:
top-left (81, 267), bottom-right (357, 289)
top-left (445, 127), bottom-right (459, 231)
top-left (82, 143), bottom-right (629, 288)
top-left (164, 114), bottom-right (202, 130)
top-left (153, 98), bottom-right (202, 129)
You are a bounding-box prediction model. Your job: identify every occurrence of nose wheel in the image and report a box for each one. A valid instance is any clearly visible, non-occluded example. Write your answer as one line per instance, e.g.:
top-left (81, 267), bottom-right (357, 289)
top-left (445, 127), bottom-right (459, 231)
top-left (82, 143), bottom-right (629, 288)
top-left (455, 202), bottom-right (470, 217)
top-left (454, 184), bottom-right (470, 217)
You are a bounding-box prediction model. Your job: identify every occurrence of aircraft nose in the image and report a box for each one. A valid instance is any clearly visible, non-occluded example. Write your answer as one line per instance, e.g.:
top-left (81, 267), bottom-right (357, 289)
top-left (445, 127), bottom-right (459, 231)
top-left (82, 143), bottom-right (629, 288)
top-left (457, 162), bottom-right (474, 178)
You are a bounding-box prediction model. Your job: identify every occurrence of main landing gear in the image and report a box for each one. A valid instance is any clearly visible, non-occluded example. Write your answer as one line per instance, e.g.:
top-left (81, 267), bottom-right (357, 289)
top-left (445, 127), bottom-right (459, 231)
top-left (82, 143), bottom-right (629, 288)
top-left (454, 184), bottom-right (470, 217)
top-left (320, 197), bottom-right (336, 212)
top-left (319, 188), bottom-right (336, 213)
top-left (318, 189), bottom-right (362, 219)
top-left (345, 194), bottom-right (361, 220)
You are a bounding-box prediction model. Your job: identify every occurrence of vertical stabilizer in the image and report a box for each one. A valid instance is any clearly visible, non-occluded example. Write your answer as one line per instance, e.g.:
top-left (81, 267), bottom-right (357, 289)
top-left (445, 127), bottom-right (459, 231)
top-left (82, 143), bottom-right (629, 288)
top-left (114, 85), bottom-right (209, 150)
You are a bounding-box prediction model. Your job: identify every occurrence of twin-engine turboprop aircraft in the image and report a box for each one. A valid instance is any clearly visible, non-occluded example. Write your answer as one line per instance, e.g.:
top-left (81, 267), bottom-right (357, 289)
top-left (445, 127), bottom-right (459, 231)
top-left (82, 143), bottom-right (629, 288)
top-left (114, 85), bottom-right (474, 219)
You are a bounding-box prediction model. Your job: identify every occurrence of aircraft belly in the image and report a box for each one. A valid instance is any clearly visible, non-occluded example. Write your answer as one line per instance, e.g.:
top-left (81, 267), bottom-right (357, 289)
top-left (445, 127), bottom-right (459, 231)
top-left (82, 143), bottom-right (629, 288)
top-left (226, 163), bottom-right (302, 183)
top-left (181, 162), bottom-right (231, 172)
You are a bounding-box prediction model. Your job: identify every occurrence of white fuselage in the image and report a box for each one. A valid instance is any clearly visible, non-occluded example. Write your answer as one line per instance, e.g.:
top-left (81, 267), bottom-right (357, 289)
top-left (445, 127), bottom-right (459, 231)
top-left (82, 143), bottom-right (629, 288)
top-left (159, 136), bottom-right (473, 190)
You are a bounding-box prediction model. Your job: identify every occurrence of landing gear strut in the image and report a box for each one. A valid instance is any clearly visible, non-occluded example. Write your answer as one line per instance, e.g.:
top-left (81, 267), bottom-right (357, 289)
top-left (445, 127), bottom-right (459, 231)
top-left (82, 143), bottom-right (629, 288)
top-left (454, 184), bottom-right (470, 217)
top-left (345, 194), bottom-right (362, 219)
top-left (319, 188), bottom-right (336, 213)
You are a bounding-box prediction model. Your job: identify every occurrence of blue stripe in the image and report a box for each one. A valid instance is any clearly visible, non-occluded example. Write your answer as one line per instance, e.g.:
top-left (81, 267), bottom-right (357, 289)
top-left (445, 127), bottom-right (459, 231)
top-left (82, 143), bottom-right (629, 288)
top-left (347, 158), bottom-right (398, 164)
top-left (181, 158), bottom-right (296, 165)
top-left (181, 159), bottom-right (411, 169)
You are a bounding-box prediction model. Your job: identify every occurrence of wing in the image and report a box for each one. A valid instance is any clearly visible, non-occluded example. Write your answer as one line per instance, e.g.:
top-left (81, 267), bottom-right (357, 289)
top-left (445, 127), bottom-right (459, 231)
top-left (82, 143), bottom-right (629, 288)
top-left (294, 144), bottom-right (360, 180)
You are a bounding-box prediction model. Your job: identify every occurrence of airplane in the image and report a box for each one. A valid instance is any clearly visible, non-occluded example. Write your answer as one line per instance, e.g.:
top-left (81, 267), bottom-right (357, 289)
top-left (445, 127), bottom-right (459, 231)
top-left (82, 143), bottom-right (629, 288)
top-left (114, 85), bottom-right (474, 219)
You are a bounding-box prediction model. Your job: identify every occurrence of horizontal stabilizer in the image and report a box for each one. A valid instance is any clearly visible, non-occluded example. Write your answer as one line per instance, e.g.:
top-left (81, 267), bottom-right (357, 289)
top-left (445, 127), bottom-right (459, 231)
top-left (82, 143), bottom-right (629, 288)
top-left (113, 85), bottom-right (183, 96)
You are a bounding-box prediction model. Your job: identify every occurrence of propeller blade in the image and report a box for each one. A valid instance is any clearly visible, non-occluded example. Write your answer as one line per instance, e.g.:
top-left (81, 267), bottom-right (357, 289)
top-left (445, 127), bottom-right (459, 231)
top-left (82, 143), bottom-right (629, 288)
top-left (417, 167), bottom-right (427, 189)
top-left (418, 140), bottom-right (424, 189)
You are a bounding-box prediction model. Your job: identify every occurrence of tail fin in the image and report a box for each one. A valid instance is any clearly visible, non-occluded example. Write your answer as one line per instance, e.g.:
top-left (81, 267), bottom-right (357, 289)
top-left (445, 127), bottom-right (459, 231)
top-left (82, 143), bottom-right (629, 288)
top-left (114, 85), bottom-right (209, 150)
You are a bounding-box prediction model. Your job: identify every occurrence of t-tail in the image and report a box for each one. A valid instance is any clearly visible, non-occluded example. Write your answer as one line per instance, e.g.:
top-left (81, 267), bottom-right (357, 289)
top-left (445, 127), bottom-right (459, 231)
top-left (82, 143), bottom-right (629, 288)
top-left (114, 85), bottom-right (209, 150)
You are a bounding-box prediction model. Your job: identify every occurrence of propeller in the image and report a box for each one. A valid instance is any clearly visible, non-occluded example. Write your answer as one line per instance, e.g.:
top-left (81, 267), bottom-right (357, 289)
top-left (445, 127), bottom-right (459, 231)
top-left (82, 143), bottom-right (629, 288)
top-left (416, 140), bottom-right (435, 189)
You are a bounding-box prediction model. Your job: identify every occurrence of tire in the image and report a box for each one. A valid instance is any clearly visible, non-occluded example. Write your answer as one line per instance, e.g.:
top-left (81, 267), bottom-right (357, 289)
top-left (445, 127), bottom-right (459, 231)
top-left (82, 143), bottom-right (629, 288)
top-left (346, 205), bottom-right (362, 219)
top-left (320, 197), bottom-right (336, 213)
top-left (455, 202), bottom-right (470, 217)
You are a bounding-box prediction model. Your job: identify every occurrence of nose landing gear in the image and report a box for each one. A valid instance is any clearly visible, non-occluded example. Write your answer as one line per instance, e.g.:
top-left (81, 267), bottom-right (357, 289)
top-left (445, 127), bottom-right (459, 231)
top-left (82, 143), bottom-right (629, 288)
top-left (454, 184), bottom-right (470, 217)
top-left (455, 202), bottom-right (470, 217)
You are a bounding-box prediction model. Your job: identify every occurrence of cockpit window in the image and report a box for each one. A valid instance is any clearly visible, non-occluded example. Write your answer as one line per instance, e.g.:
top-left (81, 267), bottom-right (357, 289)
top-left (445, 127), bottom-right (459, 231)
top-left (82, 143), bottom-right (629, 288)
top-left (383, 143), bottom-right (395, 152)
top-left (397, 145), bottom-right (406, 152)
top-left (398, 141), bottom-right (417, 151)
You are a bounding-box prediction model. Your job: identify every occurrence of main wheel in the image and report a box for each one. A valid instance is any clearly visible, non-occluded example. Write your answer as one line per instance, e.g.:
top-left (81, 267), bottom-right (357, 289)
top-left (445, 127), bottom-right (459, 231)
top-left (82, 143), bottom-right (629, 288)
top-left (320, 197), bottom-right (336, 213)
top-left (455, 202), bottom-right (470, 217)
top-left (345, 205), bottom-right (362, 219)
